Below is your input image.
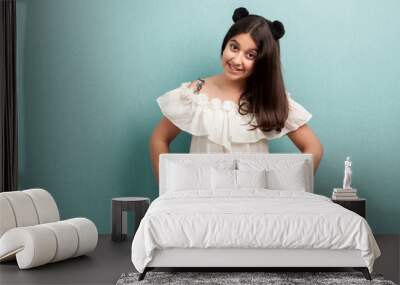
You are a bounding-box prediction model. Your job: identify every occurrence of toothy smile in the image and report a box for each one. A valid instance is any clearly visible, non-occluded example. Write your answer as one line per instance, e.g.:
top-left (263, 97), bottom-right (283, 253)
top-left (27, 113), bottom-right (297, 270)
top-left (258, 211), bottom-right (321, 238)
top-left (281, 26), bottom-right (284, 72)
top-left (228, 63), bottom-right (243, 73)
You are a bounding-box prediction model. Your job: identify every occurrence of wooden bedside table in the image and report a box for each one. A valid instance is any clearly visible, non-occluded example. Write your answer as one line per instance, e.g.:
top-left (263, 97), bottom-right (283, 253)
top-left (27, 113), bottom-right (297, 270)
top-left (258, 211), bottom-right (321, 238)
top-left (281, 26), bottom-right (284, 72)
top-left (332, 198), bottom-right (366, 218)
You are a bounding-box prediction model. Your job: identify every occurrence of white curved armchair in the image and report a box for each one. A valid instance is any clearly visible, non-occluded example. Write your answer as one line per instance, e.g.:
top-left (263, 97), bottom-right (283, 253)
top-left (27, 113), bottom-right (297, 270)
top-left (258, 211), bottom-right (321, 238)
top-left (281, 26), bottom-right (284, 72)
top-left (0, 189), bottom-right (98, 269)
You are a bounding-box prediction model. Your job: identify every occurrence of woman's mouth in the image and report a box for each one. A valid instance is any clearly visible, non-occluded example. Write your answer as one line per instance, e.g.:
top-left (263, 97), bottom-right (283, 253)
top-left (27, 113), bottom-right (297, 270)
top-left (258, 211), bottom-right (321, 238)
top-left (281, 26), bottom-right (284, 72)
top-left (227, 63), bottom-right (243, 74)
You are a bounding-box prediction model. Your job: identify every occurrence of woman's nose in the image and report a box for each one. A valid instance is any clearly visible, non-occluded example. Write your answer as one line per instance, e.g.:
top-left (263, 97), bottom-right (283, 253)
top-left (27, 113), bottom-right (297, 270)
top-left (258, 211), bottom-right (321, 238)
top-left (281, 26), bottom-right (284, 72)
top-left (231, 54), bottom-right (243, 66)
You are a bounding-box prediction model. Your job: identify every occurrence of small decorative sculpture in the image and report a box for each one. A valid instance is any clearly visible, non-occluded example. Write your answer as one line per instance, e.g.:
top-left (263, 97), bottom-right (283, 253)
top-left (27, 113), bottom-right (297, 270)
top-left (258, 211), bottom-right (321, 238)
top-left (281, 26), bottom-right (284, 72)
top-left (342, 156), bottom-right (352, 190)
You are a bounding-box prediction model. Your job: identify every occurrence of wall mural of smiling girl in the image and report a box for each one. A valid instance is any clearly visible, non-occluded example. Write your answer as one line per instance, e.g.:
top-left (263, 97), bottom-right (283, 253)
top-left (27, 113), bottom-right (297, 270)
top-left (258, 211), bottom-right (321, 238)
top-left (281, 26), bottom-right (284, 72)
top-left (150, 7), bottom-right (324, 181)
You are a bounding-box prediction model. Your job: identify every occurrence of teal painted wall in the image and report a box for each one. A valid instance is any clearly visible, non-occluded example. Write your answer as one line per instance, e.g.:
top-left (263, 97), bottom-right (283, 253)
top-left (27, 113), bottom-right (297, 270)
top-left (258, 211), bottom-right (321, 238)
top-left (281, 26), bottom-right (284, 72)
top-left (16, 0), bottom-right (400, 234)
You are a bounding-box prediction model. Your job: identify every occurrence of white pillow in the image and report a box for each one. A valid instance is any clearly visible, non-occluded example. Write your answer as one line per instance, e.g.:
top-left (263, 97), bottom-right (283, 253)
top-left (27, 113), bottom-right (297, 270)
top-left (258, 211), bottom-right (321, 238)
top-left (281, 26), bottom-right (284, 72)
top-left (211, 168), bottom-right (268, 190)
top-left (211, 168), bottom-right (236, 190)
top-left (237, 159), bottom-right (308, 191)
top-left (265, 166), bottom-right (307, 191)
top-left (236, 169), bottom-right (268, 188)
top-left (167, 162), bottom-right (212, 191)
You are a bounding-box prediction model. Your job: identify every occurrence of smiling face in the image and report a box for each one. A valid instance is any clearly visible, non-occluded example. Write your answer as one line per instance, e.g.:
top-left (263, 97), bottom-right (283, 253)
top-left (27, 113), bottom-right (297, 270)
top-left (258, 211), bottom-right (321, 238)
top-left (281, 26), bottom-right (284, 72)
top-left (221, 33), bottom-right (258, 81)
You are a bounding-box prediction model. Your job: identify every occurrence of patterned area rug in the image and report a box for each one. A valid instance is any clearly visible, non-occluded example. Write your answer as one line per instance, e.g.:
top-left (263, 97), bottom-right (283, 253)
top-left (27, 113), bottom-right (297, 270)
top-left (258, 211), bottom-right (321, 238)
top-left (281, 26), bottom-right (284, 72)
top-left (116, 271), bottom-right (396, 285)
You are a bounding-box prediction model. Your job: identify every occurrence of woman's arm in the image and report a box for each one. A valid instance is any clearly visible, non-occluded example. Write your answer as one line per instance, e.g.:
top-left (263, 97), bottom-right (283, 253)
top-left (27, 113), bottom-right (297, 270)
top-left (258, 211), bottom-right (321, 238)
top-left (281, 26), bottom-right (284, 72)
top-left (287, 124), bottom-right (324, 174)
top-left (149, 116), bottom-right (181, 182)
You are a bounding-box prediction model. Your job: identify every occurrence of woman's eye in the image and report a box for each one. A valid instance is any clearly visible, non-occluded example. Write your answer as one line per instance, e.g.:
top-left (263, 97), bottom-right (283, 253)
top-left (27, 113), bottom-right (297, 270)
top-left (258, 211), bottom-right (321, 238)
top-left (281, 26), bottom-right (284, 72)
top-left (247, 53), bottom-right (257, 60)
top-left (230, 44), bottom-right (238, 50)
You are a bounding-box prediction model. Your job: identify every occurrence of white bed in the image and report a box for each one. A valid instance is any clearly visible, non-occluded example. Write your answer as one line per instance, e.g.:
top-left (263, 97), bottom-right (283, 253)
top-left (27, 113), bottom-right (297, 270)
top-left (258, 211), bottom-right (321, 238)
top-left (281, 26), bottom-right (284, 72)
top-left (131, 153), bottom-right (380, 281)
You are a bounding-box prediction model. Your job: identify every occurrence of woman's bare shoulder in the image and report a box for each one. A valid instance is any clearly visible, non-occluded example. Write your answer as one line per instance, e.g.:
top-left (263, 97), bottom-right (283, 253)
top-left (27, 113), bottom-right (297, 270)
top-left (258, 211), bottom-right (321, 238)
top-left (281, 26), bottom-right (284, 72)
top-left (187, 75), bottom-right (219, 90)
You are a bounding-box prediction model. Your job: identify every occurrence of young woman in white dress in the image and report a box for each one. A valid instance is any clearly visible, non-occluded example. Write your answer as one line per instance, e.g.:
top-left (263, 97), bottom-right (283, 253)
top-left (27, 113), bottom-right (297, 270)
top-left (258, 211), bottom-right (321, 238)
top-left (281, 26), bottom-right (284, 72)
top-left (150, 7), bottom-right (324, 181)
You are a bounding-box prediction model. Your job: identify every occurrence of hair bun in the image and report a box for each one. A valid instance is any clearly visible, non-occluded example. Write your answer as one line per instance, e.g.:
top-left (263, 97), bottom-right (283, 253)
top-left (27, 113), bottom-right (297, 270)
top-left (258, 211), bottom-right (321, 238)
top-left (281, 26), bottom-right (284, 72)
top-left (232, 7), bottom-right (249, 22)
top-left (271, 20), bottom-right (285, 40)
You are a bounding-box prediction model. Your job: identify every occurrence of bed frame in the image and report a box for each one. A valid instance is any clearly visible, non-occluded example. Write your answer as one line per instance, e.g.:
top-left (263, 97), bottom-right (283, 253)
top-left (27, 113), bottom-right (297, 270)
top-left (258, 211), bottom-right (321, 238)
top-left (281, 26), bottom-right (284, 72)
top-left (139, 153), bottom-right (371, 281)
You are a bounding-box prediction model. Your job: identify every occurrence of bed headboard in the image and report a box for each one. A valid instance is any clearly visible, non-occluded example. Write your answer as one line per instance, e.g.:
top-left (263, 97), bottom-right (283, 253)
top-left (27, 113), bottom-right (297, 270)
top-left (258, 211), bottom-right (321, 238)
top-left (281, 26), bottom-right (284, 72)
top-left (158, 153), bottom-right (314, 196)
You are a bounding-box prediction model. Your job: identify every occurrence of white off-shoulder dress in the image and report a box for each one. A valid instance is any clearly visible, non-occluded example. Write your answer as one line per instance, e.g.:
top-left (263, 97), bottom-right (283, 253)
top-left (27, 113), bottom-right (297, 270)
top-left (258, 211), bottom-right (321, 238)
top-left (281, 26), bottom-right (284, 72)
top-left (156, 82), bottom-right (312, 153)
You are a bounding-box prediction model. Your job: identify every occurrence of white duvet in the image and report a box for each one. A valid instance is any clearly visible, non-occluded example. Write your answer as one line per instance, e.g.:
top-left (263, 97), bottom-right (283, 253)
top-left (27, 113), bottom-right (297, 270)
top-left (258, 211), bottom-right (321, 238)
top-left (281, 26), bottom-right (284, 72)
top-left (131, 190), bottom-right (380, 273)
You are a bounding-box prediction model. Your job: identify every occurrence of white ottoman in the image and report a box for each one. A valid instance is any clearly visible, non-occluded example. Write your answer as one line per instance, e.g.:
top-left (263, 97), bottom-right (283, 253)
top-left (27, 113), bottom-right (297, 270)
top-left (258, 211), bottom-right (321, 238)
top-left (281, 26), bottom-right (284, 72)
top-left (0, 189), bottom-right (98, 269)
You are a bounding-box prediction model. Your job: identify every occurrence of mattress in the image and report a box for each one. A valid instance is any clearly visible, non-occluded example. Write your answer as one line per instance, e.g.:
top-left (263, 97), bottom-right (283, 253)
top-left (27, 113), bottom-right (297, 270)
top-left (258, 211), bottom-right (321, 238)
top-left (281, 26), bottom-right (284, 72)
top-left (131, 189), bottom-right (381, 273)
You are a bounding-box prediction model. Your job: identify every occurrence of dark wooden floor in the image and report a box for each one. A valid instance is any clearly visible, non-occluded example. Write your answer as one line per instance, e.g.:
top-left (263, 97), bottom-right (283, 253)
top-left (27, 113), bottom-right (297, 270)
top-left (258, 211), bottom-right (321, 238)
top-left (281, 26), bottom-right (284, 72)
top-left (0, 235), bottom-right (134, 285)
top-left (0, 235), bottom-right (399, 285)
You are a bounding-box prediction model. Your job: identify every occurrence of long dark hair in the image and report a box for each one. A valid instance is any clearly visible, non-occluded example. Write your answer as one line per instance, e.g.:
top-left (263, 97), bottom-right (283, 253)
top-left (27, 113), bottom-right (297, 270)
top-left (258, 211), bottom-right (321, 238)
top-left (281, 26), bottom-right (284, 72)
top-left (221, 9), bottom-right (288, 132)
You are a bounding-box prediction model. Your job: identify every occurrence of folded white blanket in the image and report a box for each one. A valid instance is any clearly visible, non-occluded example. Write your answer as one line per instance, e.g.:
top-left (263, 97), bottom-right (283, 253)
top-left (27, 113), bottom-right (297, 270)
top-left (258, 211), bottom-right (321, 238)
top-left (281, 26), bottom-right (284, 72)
top-left (131, 190), bottom-right (380, 273)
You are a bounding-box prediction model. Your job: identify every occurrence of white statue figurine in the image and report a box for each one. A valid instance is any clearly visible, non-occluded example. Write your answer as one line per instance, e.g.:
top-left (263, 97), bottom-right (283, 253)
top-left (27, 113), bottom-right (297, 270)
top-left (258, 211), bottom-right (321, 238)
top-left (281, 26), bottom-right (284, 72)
top-left (342, 156), bottom-right (352, 190)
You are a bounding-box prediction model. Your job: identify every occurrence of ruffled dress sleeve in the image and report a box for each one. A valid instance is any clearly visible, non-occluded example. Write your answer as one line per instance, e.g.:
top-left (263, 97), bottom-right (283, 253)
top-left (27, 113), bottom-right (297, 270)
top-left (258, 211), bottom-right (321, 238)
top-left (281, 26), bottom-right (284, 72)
top-left (156, 82), bottom-right (212, 136)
